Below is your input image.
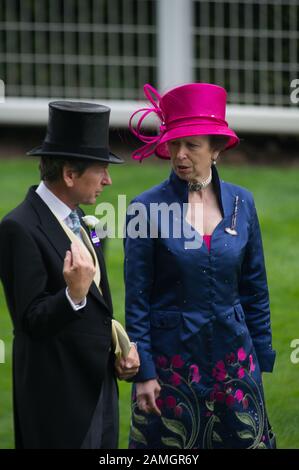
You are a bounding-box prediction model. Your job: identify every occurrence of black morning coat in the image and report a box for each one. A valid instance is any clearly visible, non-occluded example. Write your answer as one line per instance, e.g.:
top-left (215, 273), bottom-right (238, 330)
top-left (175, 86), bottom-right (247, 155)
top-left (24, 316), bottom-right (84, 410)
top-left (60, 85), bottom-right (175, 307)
top-left (0, 186), bottom-right (116, 449)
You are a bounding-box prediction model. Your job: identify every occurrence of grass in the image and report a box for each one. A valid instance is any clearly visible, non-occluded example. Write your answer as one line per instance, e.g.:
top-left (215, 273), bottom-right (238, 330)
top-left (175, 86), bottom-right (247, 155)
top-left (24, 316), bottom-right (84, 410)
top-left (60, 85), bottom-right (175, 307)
top-left (0, 158), bottom-right (299, 448)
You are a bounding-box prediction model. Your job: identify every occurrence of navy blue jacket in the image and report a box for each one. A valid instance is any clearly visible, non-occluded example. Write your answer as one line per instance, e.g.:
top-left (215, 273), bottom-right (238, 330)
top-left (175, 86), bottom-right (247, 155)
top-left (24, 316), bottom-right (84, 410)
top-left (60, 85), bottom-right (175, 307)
top-left (125, 166), bottom-right (276, 383)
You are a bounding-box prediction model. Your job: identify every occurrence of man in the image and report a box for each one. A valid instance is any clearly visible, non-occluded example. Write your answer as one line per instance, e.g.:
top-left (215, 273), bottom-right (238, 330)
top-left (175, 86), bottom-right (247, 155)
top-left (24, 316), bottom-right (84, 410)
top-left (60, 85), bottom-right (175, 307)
top-left (0, 101), bottom-right (139, 449)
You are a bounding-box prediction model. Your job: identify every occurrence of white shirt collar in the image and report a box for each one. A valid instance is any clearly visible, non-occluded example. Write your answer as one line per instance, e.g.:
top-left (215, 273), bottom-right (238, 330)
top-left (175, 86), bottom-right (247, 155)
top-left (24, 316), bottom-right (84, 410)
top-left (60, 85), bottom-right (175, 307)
top-left (36, 181), bottom-right (72, 222)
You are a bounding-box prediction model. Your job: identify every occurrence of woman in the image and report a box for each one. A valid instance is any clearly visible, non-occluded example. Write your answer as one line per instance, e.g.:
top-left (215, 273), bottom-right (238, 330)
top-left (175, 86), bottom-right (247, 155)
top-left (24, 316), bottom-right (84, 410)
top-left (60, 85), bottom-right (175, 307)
top-left (124, 83), bottom-right (276, 449)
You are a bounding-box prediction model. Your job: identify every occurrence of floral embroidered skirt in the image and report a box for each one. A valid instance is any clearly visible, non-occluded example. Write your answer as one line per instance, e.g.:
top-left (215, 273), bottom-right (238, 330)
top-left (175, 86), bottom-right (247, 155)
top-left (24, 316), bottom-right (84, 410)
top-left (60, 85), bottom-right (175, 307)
top-left (129, 348), bottom-right (273, 449)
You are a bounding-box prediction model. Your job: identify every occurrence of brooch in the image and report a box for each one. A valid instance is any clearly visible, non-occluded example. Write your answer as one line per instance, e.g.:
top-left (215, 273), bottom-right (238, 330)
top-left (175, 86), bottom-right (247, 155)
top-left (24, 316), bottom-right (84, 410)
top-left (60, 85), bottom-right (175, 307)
top-left (82, 215), bottom-right (101, 246)
top-left (225, 195), bottom-right (239, 236)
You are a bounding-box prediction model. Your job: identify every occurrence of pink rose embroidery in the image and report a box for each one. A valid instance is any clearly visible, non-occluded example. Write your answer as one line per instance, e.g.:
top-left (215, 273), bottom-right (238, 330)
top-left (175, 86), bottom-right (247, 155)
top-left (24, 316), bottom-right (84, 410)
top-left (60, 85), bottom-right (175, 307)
top-left (238, 367), bottom-right (245, 379)
top-left (156, 398), bottom-right (164, 410)
top-left (215, 392), bottom-right (225, 403)
top-left (216, 370), bottom-right (226, 381)
top-left (156, 356), bottom-right (168, 369)
top-left (174, 405), bottom-right (183, 417)
top-left (190, 364), bottom-right (201, 383)
top-left (237, 348), bottom-right (247, 362)
top-left (165, 395), bottom-right (176, 408)
top-left (170, 372), bottom-right (181, 386)
top-left (226, 352), bottom-right (236, 364)
top-left (226, 394), bottom-right (235, 407)
top-left (242, 398), bottom-right (249, 409)
top-left (249, 354), bottom-right (256, 373)
top-left (234, 389), bottom-right (244, 402)
top-left (216, 360), bottom-right (226, 370)
top-left (212, 367), bottom-right (227, 382)
top-left (171, 355), bottom-right (185, 369)
top-left (212, 360), bottom-right (227, 381)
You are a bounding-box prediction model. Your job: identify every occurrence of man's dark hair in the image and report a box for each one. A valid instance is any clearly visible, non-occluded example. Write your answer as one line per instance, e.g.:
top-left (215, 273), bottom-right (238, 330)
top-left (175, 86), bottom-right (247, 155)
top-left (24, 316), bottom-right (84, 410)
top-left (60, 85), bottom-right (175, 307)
top-left (208, 135), bottom-right (232, 152)
top-left (39, 156), bottom-right (96, 182)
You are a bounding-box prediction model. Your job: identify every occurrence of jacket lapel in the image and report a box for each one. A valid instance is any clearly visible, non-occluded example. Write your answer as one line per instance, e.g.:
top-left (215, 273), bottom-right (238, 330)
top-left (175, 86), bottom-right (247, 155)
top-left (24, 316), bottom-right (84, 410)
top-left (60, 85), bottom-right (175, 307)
top-left (211, 165), bottom-right (235, 219)
top-left (27, 187), bottom-right (72, 261)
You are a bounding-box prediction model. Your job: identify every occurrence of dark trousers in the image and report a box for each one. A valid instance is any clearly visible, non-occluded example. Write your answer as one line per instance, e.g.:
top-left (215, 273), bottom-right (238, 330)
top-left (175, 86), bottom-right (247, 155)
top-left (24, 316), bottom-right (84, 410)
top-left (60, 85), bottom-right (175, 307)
top-left (81, 363), bottom-right (119, 449)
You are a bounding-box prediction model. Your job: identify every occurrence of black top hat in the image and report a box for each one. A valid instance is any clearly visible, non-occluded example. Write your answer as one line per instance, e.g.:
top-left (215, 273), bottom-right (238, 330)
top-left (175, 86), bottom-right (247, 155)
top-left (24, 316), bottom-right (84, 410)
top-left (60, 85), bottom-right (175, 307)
top-left (27, 101), bottom-right (124, 164)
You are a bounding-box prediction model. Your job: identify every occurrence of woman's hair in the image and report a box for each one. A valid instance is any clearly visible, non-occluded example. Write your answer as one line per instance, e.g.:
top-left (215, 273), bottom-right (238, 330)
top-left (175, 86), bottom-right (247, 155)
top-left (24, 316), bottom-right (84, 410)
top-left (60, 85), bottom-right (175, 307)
top-left (39, 156), bottom-right (95, 182)
top-left (207, 135), bottom-right (231, 152)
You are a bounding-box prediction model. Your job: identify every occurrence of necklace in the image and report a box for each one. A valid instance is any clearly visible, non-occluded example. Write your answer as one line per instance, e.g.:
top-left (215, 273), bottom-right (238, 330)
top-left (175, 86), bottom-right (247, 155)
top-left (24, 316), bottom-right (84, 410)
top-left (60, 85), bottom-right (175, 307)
top-left (188, 170), bottom-right (212, 191)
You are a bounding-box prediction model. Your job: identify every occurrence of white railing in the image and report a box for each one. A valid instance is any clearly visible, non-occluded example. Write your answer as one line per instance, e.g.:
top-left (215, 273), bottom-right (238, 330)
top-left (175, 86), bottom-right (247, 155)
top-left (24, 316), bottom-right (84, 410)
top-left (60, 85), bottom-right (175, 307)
top-left (0, 0), bottom-right (298, 133)
top-left (1, 97), bottom-right (298, 135)
top-left (193, 0), bottom-right (299, 107)
top-left (0, 0), bottom-right (157, 100)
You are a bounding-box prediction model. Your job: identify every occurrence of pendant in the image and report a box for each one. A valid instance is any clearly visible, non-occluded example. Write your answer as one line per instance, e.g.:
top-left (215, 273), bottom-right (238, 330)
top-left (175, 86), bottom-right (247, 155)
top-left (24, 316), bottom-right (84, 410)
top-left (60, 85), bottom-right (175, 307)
top-left (225, 227), bottom-right (238, 236)
top-left (225, 195), bottom-right (239, 236)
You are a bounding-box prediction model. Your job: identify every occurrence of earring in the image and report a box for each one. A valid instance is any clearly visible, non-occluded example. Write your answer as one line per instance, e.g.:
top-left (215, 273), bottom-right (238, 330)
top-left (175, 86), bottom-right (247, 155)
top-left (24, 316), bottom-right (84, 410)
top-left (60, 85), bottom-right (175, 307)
top-left (212, 158), bottom-right (217, 166)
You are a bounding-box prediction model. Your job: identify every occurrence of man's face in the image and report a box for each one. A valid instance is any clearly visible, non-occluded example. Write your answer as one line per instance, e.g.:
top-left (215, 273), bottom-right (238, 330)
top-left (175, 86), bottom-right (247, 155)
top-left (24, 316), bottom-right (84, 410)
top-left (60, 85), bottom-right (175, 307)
top-left (67, 162), bottom-right (112, 205)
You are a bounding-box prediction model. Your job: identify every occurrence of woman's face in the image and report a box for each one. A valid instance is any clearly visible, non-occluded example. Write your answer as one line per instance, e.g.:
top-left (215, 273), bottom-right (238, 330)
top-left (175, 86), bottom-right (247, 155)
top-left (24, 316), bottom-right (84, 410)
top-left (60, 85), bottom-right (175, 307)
top-left (168, 135), bottom-right (218, 182)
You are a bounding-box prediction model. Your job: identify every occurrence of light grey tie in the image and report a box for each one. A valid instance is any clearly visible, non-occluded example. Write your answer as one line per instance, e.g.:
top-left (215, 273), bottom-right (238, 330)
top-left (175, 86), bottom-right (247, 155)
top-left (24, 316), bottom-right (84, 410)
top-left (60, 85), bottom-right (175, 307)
top-left (69, 210), bottom-right (81, 237)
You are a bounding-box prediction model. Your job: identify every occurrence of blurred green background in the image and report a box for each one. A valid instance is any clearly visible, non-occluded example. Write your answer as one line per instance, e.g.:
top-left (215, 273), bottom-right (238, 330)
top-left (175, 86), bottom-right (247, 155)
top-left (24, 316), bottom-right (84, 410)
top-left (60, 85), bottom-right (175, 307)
top-left (0, 158), bottom-right (299, 448)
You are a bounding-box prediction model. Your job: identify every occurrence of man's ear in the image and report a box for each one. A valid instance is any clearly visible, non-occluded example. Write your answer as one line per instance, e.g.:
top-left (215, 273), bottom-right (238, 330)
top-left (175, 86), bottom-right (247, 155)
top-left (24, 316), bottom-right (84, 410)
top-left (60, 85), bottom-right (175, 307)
top-left (62, 164), bottom-right (76, 188)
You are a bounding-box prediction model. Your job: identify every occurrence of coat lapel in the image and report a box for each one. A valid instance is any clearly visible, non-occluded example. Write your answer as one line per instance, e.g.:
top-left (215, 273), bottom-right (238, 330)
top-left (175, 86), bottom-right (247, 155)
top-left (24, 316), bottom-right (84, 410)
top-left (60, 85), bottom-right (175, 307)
top-left (27, 187), bottom-right (72, 261)
top-left (211, 165), bottom-right (236, 219)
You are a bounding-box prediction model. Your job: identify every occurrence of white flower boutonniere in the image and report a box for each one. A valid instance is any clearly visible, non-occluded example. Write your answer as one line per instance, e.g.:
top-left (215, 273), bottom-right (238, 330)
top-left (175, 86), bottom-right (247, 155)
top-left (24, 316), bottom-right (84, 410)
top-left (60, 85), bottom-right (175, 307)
top-left (82, 215), bottom-right (101, 247)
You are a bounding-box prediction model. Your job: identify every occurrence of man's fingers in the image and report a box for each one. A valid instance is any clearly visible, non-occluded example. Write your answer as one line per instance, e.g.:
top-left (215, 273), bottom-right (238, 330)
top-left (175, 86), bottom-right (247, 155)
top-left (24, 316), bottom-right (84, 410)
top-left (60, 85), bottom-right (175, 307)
top-left (71, 242), bottom-right (80, 259)
top-left (71, 240), bottom-right (95, 269)
top-left (75, 241), bottom-right (88, 261)
top-left (125, 358), bottom-right (140, 369)
top-left (117, 352), bottom-right (139, 370)
top-left (124, 350), bottom-right (140, 369)
top-left (63, 250), bottom-right (72, 270)
top-left (124, 367), bottom-right (139, 377)
top-left (115, 351), bottom-right (140, 381)
top-left (119, 357), bottom-right (126, 368)
top-left (117, 367), bottom-right (139, 380)
top-left (70, 242), bottom-right (82, 266)
top-left (115, 357), bottom-right (126, 371)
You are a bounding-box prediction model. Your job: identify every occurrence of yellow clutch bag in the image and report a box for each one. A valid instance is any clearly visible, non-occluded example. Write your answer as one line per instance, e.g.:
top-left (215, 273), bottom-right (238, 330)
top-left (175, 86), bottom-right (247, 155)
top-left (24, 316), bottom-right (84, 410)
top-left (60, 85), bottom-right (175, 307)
top-left (111, 319), bottom-right (132, 360)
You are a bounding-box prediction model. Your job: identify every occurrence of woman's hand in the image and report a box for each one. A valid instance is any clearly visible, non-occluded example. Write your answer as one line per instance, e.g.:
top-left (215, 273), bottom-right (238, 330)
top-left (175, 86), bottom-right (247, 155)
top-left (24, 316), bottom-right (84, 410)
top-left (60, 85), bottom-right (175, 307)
top-left (136, 379), bottom-right (162, 416)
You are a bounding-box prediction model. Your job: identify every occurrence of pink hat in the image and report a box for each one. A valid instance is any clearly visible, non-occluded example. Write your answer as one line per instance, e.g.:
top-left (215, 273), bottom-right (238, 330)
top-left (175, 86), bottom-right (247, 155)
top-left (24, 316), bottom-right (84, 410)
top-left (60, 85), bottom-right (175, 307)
top-left (129, 83), bottom-right (239, 161)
